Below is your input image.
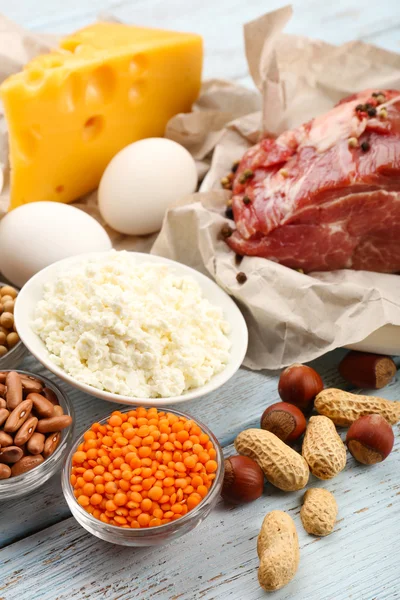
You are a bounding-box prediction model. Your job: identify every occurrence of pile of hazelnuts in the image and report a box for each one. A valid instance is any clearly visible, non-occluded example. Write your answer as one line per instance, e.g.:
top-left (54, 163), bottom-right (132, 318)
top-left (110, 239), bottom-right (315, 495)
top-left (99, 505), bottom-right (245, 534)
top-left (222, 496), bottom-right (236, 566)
top-left (222, 352), bottom-right (397, 504)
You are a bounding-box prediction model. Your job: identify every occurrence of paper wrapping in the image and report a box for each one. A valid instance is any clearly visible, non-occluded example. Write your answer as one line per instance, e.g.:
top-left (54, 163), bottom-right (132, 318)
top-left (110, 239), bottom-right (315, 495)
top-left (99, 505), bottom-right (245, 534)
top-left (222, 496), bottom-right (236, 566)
top-left (152, 6), bottom-right (400, 369)
top-left (1, 8), bottom-right (400, 369)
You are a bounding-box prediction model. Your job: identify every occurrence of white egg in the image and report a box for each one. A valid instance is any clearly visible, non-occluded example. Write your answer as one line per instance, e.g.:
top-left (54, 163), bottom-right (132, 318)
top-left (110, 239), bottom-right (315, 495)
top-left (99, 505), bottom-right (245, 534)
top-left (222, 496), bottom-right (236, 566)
top-left (98, 138), bottom-right (197, 235)
top-left (0, 202), bottom-right (112, 287)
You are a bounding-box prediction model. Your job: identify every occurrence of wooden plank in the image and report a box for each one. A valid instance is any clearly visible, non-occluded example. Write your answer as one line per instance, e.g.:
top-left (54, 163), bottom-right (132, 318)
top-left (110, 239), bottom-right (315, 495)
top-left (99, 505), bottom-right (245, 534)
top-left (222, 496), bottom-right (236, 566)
top-left (1, 433), bottom-right (400, 600)
top-left (1, 349), bottom-right (348, 547)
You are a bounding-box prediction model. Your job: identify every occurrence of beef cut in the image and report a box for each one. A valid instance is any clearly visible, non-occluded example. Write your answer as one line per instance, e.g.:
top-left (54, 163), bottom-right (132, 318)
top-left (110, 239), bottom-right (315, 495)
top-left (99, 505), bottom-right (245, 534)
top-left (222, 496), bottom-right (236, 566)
top-left (226, 90), bottom-right (400, 273)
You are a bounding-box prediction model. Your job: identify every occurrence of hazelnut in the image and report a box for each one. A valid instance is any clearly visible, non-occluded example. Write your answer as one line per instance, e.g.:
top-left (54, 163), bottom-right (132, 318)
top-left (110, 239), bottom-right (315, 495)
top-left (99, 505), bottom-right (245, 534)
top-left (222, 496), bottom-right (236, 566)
top-left (339, 351), bottom-right (397, 389)
top-left (346, 414), bottom-right (394, 465)
top-left (222, 455), bottom-right (264, 504)
top-left (278, 364), bottom-right (323, 413)
top-left (260, 402), bottom-right (306, 443)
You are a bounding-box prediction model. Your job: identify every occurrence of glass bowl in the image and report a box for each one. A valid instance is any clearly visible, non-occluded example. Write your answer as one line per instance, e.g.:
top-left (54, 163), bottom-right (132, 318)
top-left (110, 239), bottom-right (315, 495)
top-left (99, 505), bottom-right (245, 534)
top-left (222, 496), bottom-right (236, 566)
top-left (0, 337), bottom-right (28, 370)
top-left (0, 370), bottom-right (75, 500)
top-left (62, 407), bottom-right (224, 546)
top-left (0, 281), bottom-right (27, 370)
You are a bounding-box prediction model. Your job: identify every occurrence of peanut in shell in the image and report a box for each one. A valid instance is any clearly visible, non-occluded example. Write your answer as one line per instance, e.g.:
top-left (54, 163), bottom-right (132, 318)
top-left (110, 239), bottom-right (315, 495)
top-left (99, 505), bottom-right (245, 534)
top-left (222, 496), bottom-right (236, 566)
top-left (315, 388), bottom-right (400, 426)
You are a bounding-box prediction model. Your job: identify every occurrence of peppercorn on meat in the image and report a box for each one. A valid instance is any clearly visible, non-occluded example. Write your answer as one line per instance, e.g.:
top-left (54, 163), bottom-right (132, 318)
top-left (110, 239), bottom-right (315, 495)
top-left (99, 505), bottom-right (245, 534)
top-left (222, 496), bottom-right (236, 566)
top-left (227, 89), bottom-right (400, 273)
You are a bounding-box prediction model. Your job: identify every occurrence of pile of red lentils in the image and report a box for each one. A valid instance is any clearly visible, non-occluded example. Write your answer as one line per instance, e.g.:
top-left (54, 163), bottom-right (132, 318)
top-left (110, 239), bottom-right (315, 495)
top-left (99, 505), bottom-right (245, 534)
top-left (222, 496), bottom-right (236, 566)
top-left (70, 408), bottom-right (218, 528)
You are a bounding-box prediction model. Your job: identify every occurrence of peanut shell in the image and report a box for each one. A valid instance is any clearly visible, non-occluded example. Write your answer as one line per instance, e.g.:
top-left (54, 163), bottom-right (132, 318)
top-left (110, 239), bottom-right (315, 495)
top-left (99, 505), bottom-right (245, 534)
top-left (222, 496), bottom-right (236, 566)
top-left (302, 416), bottom-right (346, 480)
top-left (300, 488), bottom-right (338, 536)
top-left (235, 428), bottom-right (309, 491)
top-left (315, 388), bottom-right (400, 426)
top-left (257, 510), bottom-right (299, 591)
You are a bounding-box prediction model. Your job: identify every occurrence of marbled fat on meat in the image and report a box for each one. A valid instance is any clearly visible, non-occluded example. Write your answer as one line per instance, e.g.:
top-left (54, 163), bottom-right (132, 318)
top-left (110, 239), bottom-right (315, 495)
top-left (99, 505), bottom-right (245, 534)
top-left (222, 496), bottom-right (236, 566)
top-left (227, 90), bottom-right (400, 273)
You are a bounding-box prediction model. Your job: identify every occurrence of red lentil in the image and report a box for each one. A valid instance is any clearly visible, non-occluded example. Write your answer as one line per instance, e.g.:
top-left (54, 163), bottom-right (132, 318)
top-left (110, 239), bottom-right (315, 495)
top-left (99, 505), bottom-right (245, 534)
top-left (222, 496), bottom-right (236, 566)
top-left (71, 408), bottom-right (217, 528)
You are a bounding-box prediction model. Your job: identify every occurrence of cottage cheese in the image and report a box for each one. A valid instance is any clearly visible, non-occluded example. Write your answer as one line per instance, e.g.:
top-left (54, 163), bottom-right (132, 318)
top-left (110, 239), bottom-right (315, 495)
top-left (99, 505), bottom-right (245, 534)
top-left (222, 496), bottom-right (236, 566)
top-left (32, 252), bottom-right (231, 398)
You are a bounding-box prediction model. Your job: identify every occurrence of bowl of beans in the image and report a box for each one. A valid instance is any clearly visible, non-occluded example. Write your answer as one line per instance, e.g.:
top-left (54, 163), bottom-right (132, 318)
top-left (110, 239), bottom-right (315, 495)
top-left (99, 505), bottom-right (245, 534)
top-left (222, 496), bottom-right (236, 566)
top-left (0, 370), bottom-right (74, 500)
top-left (0, 283), bottom-right (27, 370)
top-left (62, 407), bottom-right (224, 546)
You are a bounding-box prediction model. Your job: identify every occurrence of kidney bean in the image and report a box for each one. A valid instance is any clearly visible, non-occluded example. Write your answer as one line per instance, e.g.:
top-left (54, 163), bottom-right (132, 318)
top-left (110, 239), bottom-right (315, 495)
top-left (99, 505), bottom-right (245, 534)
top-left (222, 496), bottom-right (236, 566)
top-left (28, 393), bottom-right (54, 418)
top-left (4, 399), bottom-right (32, 433)
top-left (52, 405), bottom-right (64, 417)
top-left (0, 408), bottom-right (10, 427)
top-left (14, 416), bottom-right (38, 446)
top-left (36, 415), bottom-right (72, 434)
top-left (42, 387), bottom-right (59, 405)
top-left (20, 376), bottom-right (43, 394)
top-left (0, 431), bottom-right (13, 446)
top-left (43, 432), bottom-right (61, 458)
top-left (6, 371), bottom-right (23, 410)
top-left (11, 455), bottom-right (44, 476)
top-left (0, 463), bottom-right (11, 479)
top-left (0, 371), bottom-right (73, 478)
top-left (26, 432), bottom-right (45, 455)
top-left (0, 445), bottom-right (24, 463)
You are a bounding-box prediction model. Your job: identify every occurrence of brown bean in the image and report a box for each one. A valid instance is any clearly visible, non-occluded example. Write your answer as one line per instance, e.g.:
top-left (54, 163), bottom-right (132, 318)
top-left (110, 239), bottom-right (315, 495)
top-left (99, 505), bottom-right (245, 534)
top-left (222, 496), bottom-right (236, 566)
top-left (36, 414), bottom-right (72, 433)
top-left (20, 376), bottom-right (43, 394)
top-left (28, 393), bottom-right (55, 418)
top-left (0, 407), bottom-right (10, 426)
top-left (14, 416), bottom-right (38, 446)
top-left (11, 454), bottom-right (44, 476)
top-left (0, 431), bottom-right (13, 446)
top-left (0, 463), bottom-right (11, 479)
top-left (0, 445), bottom-right (24, 463)
top-left (42, 387), bottom-right (59, 405)
top-left (26, 432), bottom-right (45, 455)
top-left (7, 332), bottom-right (19, 349)
top-left (0, 372), bottom-right (6, 382)
top-left (52, 405), bottom-right (64, 417)
top-left (0, 312), bottom-right (13, 329)
top-left (0, 398), bottom-right (6, 409)
top-left (0, 332), bottom-right (6, 345)
top-left (43, 432), bottom-right (61, 458)
top-left (6, 371), bottom-right (23, 410)
top-left (4, 399), bottom-right (32, 433)
top-left (0, 383), bottom-right (6, 398)
top-left (0, 346), bottom-right (7, 357)
top-left (1, 286), bottom-right (18, 299)
top-left (3, 300), bottom-right (14, 314)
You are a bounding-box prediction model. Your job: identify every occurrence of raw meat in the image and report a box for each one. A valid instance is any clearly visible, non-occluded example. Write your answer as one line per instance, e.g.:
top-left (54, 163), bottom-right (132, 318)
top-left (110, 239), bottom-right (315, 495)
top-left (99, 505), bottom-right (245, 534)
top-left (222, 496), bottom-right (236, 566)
top-left (226, 89), bottom-right (400, 273)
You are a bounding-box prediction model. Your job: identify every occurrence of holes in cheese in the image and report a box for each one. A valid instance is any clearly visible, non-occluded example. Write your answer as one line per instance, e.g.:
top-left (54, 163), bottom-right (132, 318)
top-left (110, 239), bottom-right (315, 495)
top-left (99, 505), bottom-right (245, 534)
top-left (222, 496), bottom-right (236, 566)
top-left (63, 72), bottom-right (82, 112)
top-left (62, 38), bottom-right (82, 53)
top-left (46, 57), bottom-right (64, 69)
top-left (86, 66), bottom-right (116, 104)
top-left (128, 79), bottom-right (147, 104)
top-left (25, 68), bottom-right (45, 88)
top-left (83, 115), bottom-right (104, 141)
top-left (129, 54), bottom-right (148, 76)
top-left (17, 126), bottom-right (41, 161)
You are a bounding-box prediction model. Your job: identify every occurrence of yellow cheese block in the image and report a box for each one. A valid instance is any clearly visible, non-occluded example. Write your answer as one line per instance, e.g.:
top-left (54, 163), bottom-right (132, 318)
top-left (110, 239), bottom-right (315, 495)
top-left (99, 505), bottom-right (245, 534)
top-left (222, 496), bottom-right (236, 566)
top-left (0, 23), bottom-right (203, 209)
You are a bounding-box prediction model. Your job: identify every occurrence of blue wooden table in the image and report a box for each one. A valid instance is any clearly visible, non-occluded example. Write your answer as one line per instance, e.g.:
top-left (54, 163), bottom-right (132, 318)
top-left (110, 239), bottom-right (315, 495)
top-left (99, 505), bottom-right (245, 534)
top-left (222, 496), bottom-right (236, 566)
top-left (0, 1), bottom-right (400, 598)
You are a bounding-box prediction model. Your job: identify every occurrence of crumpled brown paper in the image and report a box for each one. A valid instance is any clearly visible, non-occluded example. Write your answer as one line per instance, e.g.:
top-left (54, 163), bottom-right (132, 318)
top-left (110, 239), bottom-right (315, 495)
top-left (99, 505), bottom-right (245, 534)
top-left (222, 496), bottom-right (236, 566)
top-left (152, 5), bottom-right (400, 369)
top-left (1, 7), bottom-right (400, 369)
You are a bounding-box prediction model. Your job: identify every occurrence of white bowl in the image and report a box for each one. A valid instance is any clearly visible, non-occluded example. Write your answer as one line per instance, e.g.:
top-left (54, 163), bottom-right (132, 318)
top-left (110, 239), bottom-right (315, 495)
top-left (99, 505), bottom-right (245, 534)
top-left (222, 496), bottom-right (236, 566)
top-left (14, 251), bottom-right (248, 406)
